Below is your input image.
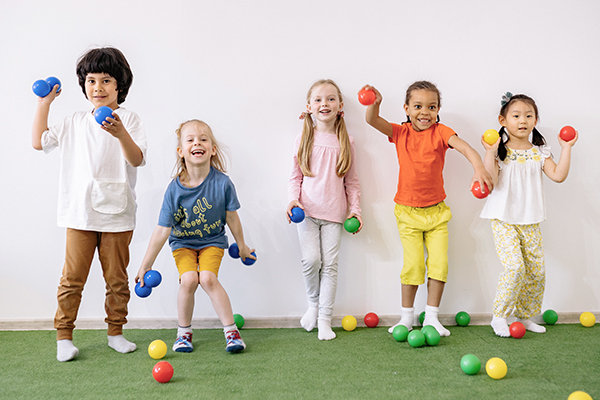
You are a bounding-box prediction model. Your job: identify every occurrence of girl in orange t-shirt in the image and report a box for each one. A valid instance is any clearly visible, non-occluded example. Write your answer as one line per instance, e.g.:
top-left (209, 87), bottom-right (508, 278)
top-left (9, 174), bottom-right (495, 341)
top-left (363, 81), bottom-right (493, 337)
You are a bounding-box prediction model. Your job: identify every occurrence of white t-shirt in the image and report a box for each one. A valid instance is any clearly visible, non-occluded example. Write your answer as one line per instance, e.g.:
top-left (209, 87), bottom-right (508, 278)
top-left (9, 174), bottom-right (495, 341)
top-left (480, 145), bottom-right (551, 225)
top-left (42, 108), bottom-right (147, 232)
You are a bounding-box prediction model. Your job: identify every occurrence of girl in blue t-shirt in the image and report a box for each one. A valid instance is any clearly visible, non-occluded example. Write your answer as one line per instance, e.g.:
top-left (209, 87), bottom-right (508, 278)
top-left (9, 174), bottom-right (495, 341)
top-left (137, 119), bottom-right (255, 353)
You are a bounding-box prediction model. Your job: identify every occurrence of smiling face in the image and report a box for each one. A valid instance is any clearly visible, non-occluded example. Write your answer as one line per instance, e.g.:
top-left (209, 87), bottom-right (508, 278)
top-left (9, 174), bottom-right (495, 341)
top-left (404, 89), bottom-right (439, 131)
top-left (499, 100), bottom-right (538, 142)
top-left (84, 73), bottom-right (120, 110)
top-left (177, 122), bottom-right (217, 169)
top-left (306, 83), bottom-right (343, 128)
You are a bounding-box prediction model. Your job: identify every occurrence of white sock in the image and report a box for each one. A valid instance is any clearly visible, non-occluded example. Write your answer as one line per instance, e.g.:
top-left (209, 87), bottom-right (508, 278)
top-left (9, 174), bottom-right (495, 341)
top-left (223, 323), bottom-right (237, 334)
top-left (108, 335), bottom-right (137, 353)
top-left (57, 339), bottom-right (79, 362)
top-left (423, 305), bottom-right (451, 337)
top-left (317, 318), bottom-right (336, 341)
top-left (178, 325), bottom-right (192, 337)
top-left (301, 303), bottom-right (318, 332)
top-left (491, 316), bottom-right (510, 337)
top-left (517, 318), bottom-right (546, 333)
top-left (388, 307), bottom-right (414, 333)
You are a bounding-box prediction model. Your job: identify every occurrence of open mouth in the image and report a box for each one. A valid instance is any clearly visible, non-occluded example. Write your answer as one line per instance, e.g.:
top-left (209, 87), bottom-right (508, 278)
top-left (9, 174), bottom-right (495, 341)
top-left (191, 149), bottom-right (205, 156)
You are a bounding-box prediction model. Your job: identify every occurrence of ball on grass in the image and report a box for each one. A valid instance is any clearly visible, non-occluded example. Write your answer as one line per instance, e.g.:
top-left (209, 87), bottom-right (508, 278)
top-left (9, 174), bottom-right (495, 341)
top-left (233, 313), bottom-right (245, 329)
top-left (342, 315), bottom-right (357, 331)
top-left (392, 325), bottom-right (409, 342)
top-left (423, 327), bottom-right (440, 346)
top-left (509, 321), bottom-right (526, 339)
top-left (148, 340), bottom-right (167, 360)
top-left (364, 312), bottom-right (379, 328)
top-left (542, 309), bottom-right (558, 325)
top-left (486, 357), bottom-right (507, 380)
top-left (568, 391), bottom-right (593, 400)
top-left (152, 361), bottom-right (174, 383)
top-left (407, 330), bottom-right (425, 348)
top-left (455, 311), bottom-right (470, 326)
top-left (460, 354), bottom-right (481, 375)
top-left (580, 312), bottom-right (596, 327)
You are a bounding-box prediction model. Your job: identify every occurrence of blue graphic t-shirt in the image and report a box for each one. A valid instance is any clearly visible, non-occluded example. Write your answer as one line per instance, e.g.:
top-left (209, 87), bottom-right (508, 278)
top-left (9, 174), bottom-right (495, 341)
top-left (158, 167), bottom-right (240, 251)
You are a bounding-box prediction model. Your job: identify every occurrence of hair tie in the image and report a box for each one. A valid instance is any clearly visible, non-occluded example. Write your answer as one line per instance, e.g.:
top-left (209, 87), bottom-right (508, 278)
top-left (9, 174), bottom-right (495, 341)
top-left (338, 111), bottom-right (345, 118)
top-left (501, 92), bottom-right (513, 107)
top-left (299, 112), bottom-right (311, 120)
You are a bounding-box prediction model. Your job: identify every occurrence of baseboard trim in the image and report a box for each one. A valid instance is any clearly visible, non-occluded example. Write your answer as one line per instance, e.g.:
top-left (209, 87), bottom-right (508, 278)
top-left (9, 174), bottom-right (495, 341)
top-left (0, 312), bottom-right (593, 331)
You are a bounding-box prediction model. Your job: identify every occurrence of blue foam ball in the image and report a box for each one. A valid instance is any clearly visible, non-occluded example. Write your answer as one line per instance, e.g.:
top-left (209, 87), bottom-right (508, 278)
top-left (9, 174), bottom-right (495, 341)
top-left (144, 270), bottom-right (162, 288)
top-left (228, 243), bottom-right (240, 259)
top-left (242, 252), bottom-right (257, 266)
top-left (135, 281), bottom-right (152, 298)
top-left (94, 106), bottom-right (114, 125)
top-left (32, 80), bottom-right (51, 97)
top-left (45, 76), bottom-right (61, 93)
top-left (290, 207), bottom-right (305, 223)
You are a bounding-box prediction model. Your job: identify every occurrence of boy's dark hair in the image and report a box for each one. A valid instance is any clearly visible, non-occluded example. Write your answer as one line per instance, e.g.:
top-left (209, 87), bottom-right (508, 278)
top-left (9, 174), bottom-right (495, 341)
top-left (76, 47), bottom-right (133, 104)
top-left (497, 94), bottom-right (546, 161)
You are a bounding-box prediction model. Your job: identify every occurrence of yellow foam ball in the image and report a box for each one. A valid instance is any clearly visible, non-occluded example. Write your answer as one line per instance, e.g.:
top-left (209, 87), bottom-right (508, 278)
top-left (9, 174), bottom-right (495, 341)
top-left (580, 312), bottom-right (596, 327)
top-left (148, 339), bottom-right (167, 359)
top-left (483, 129), bottom-right (500, 145)
top-left (485, 357), bottom-right (507, 380)
top-left (568, 391), bottom-right (592, 400)
top-left (342, 315), bottom-right (357, 331)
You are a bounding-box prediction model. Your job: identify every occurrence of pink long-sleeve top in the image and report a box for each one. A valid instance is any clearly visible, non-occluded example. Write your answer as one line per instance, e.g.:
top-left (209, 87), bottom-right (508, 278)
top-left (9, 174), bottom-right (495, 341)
top-left (288, 130), bottom-right (361, 224)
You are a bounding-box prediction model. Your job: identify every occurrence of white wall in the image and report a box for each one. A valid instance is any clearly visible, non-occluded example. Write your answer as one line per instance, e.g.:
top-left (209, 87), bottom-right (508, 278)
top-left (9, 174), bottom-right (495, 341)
top-left (1, 0), bottom-right (598, 325)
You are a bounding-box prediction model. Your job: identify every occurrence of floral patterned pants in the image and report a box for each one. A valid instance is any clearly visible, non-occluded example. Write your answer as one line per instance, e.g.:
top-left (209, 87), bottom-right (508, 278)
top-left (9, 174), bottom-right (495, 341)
top-left (491, 219), bottom-right (545, 319)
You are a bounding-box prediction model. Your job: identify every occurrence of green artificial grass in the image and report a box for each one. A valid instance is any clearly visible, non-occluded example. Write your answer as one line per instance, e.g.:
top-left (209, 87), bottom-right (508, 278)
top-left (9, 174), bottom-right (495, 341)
top-left (0, 325), bottom-right (598, 399)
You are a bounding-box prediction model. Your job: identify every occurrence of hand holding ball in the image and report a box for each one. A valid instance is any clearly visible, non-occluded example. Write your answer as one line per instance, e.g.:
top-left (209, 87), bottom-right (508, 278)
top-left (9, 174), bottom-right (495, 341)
top-left (290, 207), bottom-right (305, 223)
top-left (358, 88), bottom-right (376, 106)
top-left (560, 125), bottom-right (576, 142)
top-left (228, 243), bottom-right (257, 266)
top-left (471, 182), bottom-right (489, 199)
top-left (32, 76), bottom-right (61, 97)
top-left (135, 281), bottom-right (152, 298)
top-left (94, 106), bottom-right (114, 125)
top-left (144, 270), bottom-right (162, 288)
top-left (483, 129), bottom-right (499, 145)
top-left (344, 217), bottom-right (360, 233)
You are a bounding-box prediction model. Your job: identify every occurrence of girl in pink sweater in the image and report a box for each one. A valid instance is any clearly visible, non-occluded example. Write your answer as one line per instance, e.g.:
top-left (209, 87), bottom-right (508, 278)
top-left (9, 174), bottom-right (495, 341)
top-left (287, 79), bottom-right (362, 340)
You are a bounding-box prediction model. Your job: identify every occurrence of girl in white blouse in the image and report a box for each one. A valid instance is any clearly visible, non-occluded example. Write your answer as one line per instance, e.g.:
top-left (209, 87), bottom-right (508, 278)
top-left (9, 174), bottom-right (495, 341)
top-left (480, 93), bottom-right (577, 337)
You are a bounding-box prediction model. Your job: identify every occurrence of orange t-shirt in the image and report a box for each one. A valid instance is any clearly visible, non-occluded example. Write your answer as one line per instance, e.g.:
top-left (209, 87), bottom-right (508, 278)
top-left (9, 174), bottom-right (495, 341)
top-left (389, 122), bottom-right (456, 207)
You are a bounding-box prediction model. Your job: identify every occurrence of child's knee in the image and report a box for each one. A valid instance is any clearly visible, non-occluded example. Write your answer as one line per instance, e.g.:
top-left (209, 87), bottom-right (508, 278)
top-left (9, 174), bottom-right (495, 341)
top-left (180, 272), bottom-right (199, 292)
top-left (198, 271), bottom-right (218, 291)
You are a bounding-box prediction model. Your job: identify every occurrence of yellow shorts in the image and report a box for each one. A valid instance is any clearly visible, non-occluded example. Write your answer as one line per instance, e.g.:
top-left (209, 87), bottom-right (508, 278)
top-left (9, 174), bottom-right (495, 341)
top-left (172, 247), bottom-right (224, 279)
top-left (394, 202), bottom-right (452, 285)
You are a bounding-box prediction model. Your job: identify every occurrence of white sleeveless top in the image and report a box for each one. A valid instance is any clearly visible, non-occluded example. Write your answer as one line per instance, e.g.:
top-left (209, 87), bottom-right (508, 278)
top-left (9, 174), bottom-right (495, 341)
top-left (480, 145), bottom-right (551, 225)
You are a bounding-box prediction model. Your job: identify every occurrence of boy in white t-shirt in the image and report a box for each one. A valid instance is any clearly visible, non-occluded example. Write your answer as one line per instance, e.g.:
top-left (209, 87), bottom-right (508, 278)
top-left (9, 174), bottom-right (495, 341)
top-left (32, 47), bottom-right (147, 361)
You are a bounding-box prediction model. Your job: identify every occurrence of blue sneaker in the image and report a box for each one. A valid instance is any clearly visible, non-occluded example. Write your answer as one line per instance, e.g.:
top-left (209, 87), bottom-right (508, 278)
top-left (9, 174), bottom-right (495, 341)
top-left (173, 333), bottom-right (193, 352)
top-left (225, 330), bottom-right (246, 353)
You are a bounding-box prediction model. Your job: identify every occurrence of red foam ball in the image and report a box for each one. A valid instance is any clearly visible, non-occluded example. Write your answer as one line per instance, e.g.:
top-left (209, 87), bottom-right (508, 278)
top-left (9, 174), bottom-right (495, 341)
top-left (358, 89), bottom-right (376, 106)
top-left (560, 125), bottom-right (576, 142)
top-left (364, 312), bottom-right (379, 328)
top-left (152, 361), bottom-right (174, 383)
top-left (509, 321), bottom-right (526, 339)
top-left (471, 181), bottom-right (489, 199)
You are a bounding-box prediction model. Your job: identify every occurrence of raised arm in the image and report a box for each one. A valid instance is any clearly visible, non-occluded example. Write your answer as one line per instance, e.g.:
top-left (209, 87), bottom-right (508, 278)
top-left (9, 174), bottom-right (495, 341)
top-left (542, 132), bottom-right (578, 183)
top-left (31, 85), bottom-right (60, 150)
top-left (362, 85), bottom-right (393, 138)
top-left (480, 135), bottom-right (500, 187)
